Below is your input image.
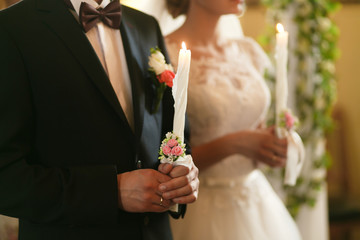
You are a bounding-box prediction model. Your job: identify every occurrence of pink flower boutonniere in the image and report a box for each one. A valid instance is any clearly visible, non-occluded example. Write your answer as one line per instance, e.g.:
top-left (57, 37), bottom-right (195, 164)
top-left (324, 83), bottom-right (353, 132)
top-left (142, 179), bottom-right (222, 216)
top-left (148, 47), bottom-right (175, 113)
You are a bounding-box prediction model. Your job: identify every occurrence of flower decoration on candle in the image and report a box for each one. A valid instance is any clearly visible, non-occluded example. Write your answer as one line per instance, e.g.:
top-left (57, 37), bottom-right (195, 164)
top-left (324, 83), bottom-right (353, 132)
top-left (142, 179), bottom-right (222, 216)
top-left (262, 0), bottom-right (339, 217)
top-left (148, 47), bottom-right (175, 113)
top-left (278, 109), bottom-right (299, 131)
top-left (275, 23), bottom-right (305, 187)
top-left (159, 41), bottom-right (191, 165)
top-left (159, 132), bottom-right (186, 163)
top-left (158, 42), bottom-right (192, 213)
top-left (275, 22), bottom-right (289, 138)
top-left (275, 23), bottom-right (300, 133)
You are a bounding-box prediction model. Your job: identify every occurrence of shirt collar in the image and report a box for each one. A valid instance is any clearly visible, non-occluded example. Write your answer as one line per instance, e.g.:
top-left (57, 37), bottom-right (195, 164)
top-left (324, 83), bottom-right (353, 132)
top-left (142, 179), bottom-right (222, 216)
top-left (70, 0), bottom-right (111, 16)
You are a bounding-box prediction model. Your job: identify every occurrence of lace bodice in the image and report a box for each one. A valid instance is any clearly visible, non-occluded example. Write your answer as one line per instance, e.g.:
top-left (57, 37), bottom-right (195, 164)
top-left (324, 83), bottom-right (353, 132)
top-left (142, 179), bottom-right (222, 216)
top-left (166, 37), bottom-right (272, 178)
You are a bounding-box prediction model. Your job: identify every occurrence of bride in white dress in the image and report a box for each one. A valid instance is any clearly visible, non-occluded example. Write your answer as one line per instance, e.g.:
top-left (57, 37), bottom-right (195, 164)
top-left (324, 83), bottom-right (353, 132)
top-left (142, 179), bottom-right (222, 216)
top-left (162, 0), bottom-right (302, 239)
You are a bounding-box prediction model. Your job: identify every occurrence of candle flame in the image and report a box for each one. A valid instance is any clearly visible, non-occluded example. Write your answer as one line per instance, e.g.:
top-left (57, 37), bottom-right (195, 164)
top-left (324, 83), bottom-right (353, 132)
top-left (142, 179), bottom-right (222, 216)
top-left (182, 41), bottom-right (187, 50)
top-left (276, 23), bottom-right (284, 33)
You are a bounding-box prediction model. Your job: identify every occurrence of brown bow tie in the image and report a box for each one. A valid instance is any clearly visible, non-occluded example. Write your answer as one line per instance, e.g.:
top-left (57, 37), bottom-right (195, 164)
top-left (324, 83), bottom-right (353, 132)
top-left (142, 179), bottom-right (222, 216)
top-left (79, 1), bottom-right (122, 33)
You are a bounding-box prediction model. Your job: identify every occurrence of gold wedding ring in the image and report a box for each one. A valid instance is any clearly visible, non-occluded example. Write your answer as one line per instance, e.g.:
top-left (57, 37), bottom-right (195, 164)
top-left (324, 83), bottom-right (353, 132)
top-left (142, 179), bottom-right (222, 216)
top-left (160, 197), bottom-right (164, 207)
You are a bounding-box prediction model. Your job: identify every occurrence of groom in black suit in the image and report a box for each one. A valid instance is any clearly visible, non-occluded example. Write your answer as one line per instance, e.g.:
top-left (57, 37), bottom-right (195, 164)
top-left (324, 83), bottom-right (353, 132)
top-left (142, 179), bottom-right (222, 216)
top-left (0, 0), bottom-right (199, 239)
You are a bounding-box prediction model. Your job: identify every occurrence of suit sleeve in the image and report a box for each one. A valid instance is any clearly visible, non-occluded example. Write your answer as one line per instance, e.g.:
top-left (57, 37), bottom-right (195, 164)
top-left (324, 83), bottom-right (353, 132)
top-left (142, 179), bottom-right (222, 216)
top-left (0, 26), bottom-right (119, 225)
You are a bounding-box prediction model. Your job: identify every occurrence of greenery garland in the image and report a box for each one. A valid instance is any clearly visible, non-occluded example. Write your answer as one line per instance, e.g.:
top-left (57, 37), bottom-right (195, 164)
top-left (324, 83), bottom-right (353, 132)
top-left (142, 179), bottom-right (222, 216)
top-left (260, 0), bottom-right (340, 217)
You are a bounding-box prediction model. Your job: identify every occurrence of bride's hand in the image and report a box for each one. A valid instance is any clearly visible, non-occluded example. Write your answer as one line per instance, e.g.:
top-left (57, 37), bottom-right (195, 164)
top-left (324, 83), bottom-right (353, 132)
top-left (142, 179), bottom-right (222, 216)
top-left (230, 126), bottom-right (287, 167)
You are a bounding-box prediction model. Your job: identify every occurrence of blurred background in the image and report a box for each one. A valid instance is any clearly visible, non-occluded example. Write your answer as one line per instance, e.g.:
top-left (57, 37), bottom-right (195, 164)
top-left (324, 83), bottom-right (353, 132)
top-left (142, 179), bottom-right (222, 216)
top-left (0, 0), bottom-right (359, 239)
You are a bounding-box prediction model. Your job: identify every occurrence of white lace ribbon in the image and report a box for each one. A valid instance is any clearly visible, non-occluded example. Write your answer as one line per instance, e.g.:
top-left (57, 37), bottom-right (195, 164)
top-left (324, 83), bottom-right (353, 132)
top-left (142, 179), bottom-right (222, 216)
top-left (283, 130), bottom-right (305, 186)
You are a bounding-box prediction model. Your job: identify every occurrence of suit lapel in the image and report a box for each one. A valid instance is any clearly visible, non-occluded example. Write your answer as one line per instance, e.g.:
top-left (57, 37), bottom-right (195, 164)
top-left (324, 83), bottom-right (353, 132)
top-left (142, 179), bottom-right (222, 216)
top-left (120, 10), bottom-right (146, 141)
top-left (36, 0), bottom-right (133, 134)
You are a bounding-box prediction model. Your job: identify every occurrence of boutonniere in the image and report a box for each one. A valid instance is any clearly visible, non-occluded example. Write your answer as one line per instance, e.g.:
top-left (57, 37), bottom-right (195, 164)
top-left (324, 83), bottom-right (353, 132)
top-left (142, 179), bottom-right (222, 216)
top-left (148, 47), bottom-right (175, 114)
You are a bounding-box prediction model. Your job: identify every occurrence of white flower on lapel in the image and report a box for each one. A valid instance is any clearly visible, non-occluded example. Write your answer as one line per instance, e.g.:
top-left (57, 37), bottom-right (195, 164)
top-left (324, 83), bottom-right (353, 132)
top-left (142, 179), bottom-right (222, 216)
top-left (149, 50), bottom-right (166, 75)
top-left (148, 49), bottom-right (174, 75)
top-left (148, 47), bottom-right (175, 114)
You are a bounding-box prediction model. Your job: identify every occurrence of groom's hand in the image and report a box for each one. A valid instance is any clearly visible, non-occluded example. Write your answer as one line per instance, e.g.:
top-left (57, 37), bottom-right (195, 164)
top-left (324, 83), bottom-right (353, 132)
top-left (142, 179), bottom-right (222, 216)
top-left (117, 169), bottom-right (173, 212)
top-left (158, 161), bottom-right (199, 204)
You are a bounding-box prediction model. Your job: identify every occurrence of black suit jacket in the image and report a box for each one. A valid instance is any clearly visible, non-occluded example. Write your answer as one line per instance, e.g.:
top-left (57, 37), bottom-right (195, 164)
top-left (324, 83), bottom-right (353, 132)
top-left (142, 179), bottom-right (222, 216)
top-left (0, 0), bottom-right (188, 239)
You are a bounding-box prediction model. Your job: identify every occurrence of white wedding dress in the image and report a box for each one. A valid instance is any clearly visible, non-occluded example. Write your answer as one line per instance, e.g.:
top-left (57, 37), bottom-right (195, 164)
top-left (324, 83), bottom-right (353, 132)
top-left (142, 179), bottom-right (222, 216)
top-left (166, 37), bottom-right (302, 240)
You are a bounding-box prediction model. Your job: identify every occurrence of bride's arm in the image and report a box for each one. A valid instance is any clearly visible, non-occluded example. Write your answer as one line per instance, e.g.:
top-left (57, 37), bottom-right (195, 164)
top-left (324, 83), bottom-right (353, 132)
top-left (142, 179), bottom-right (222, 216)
top-left (190, 134), bottom-right (238, 170)
top-left (192, 128), bottom-right (287, 170)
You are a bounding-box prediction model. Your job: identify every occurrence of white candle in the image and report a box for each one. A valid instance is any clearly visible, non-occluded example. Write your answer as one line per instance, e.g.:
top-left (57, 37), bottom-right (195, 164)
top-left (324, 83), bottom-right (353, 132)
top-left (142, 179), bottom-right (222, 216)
top-left (275, 23), bottom-right (289, 138)
top-left (172, 42), bottom-right (191, 143)
top-left (169, 42), bottom-right (191, 213)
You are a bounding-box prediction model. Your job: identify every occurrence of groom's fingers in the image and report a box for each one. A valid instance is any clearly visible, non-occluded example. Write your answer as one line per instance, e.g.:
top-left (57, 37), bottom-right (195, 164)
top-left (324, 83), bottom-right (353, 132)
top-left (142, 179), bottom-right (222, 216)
top-left (158, 165), bottom-right (196, 192)
top-left (168, 165), bottom-right (190, 178)
top-left (118, 169), bottom-right (174, 212)
top-left (155, 170), bottom-right (173, 184)
top-left (150, 196), bottom-right (173, 212)
top-left (157, 160), bottom-right (199, 203)
top-left (158, 163), bottom-right (173, 175)
top-left (172, 190), bottom-right (198, 204)
top-left (162, 178), bottom-right (198, 200)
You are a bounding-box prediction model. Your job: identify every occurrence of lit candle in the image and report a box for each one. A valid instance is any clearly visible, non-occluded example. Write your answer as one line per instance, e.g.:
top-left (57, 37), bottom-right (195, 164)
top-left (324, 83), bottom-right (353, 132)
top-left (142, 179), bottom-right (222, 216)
top-left (275, 23), bottom-right (289, 138)
top-left (169, 42), bottom-right (191, 213)
top-left (172, 42), bottom-right (191, 143)
top-left (274, 24), bottom-right (306, 186)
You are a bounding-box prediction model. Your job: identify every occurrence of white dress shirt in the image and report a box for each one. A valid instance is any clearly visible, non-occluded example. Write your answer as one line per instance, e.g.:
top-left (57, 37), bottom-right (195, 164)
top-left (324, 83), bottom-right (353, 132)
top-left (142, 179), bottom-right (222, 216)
top-left (70, 0), bottom-right (134, 131)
